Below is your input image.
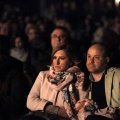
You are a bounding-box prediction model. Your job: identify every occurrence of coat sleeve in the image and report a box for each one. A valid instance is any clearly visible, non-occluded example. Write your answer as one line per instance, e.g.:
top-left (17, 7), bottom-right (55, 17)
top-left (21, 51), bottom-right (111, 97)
top-left (27, 71), bottom-right (52, 111)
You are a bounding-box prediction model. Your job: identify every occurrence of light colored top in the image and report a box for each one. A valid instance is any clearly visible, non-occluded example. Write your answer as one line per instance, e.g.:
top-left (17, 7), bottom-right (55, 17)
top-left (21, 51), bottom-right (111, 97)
top-left (27, 71), bottom-right (69, 117)
top-left (89, 67), bottom-right (120, 110)
top-left (10, 48), bottom-right (28, 62)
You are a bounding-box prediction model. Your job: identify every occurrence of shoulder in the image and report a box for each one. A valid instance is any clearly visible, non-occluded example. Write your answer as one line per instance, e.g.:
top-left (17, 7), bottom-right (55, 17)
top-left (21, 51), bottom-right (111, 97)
top-left (37, 70), bottom-right (49, 80)
top-left (107, 67), bottom-right (120, 81)
top-left (107, 67), bottom-right (120, 72)
top-left (34, 70), bottom-right (49, 85)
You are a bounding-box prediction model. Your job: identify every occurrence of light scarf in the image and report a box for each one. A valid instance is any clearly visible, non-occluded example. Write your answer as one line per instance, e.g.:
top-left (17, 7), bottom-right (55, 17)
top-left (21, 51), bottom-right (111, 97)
top-left (47, 66), bottom-right (81, 120)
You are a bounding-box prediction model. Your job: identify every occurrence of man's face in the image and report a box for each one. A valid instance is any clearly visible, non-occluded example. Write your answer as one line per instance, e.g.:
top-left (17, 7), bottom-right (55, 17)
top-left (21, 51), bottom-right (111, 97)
top-left (51, 29), bottom-right (67, 50)
top-left (86, 45), bottom-right (108, 74)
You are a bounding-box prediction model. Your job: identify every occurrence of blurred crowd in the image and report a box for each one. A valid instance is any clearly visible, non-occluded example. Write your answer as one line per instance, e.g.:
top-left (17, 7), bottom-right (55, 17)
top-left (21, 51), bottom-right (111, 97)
top-left (0, 0), bottom-right (120, 119)
top-left (0, 0), bottom-right (120, 74)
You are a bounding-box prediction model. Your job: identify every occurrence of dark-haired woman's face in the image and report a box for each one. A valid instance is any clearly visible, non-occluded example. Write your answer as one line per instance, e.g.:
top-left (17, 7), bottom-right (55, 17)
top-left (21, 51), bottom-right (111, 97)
top-left (52, 50), bottom-right (71, 72)
top-left (15, 37), bottom-right (22, 49)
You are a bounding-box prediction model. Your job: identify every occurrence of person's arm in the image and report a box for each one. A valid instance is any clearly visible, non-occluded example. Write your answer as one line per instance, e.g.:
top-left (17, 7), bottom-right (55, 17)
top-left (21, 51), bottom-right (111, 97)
top-left (44, 104), bottom-right (60, 114)
top-left (27, 71), bottom-right (59, 114)
top-left (27, 71), bottom-right (49, 110)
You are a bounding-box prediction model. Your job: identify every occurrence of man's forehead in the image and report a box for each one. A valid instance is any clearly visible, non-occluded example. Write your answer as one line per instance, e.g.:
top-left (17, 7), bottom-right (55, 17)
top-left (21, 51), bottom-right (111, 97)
top-left (87, 47), bottom-right (104, 56)
top-left (89, 45), bottom-right (104, 52)
top-left (52, 29), bottom-right (65, 33)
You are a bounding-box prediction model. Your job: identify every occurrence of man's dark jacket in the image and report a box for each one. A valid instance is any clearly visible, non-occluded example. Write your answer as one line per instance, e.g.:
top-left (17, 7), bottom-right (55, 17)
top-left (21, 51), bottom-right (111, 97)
top-left (0, 58), bottom-right (29, 120)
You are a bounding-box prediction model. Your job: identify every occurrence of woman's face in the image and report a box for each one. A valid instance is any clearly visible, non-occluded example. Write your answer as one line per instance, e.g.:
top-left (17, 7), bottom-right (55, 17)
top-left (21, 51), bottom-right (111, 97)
top-left (28, 28), bottom-right (37, 42)
top-left (52, 50), bottom-right (71, 72)
top-left (15, 37), bottom-right (22, 49)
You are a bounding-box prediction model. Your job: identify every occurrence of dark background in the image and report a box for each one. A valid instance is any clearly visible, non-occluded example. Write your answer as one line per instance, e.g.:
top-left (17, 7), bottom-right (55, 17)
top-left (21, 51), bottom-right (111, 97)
top-left (0, 0), bottom-right (40, 15)
top-left (0, 0), bottom-right (85, 16)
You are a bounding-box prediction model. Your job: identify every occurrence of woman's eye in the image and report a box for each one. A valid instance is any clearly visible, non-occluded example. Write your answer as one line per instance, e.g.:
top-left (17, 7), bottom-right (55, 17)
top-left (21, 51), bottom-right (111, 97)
top-left (60, 57), bottom-right (65, 60)
top-left (52, 56), bottom-right (56, 59)
top-left (87, 55), bottom-right (90, 58)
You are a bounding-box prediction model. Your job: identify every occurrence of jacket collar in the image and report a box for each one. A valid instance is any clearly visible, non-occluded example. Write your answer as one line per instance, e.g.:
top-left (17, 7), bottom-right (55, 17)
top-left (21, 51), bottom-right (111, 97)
top-left (105, 67), bottom-right (115, 105)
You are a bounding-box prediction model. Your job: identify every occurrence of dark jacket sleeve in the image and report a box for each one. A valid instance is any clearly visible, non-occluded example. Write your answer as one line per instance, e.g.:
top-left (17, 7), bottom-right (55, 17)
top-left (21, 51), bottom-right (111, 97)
top-left (0, 69), bottom-right (29, 114)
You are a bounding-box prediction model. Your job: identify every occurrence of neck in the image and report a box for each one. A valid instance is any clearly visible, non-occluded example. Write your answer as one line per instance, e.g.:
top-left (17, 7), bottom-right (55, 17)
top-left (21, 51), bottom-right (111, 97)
top-left (92, 72), bottom-right (103, 81)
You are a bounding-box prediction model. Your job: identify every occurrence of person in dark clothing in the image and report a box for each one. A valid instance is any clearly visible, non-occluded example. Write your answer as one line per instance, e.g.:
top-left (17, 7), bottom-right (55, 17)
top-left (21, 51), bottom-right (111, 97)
top-left (0, 47), bottom-right (29, 120)
top-left (103, 18), bottom-right (120, 68)
top-left (27, 26), bottom-right (73, 75)
top-left (0, 35), bottom-right (10, 53)
top-left (26, 25), bottom-right (50, 75)
top-left (84, 43), bottom-right (120, 120)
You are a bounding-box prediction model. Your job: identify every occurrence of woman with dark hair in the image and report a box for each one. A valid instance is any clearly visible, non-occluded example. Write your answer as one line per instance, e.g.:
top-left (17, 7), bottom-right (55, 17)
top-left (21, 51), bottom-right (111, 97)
top-left (21, 44), bottom-right (87, 120)
top-left (10, 35), bottom-right (29, 62)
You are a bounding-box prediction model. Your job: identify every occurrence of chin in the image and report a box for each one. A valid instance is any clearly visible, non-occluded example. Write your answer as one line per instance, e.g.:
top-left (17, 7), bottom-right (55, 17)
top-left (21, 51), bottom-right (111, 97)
top-left (55, 70), bottom-right (60, 72)
top-left (88, 69), bottom-right (96, 73)
top-left (54, 69), bottom-right (61, 72)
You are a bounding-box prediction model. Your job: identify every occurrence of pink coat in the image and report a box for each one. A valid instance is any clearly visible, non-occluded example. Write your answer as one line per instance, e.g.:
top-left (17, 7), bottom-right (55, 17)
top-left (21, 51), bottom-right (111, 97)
top-left (27, 71), bottom-right (70, 117)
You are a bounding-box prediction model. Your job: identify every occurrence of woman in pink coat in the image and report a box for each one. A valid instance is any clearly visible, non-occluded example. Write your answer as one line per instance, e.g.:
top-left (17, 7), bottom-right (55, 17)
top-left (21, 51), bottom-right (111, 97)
top-left (21, 44), bottom-right (89, 120)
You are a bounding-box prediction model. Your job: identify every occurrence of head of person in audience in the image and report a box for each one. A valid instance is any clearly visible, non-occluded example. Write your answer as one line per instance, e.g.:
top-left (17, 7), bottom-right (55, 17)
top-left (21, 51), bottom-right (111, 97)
top-left (0, 21), bottom-right (10, 37)
top-left (50, 26), bottom-right (71, 51)
top-left (25, 22), bottom-right (34, 36)
top-left (27, 26), bottom-right (39, 43)
top-left (86, 43), bottom-right (110, 74)
top-left (11, 35), bottom-right (26, 50)
top-left (112, 17), bottom-right (120, 35)
top-left (51, 44), bottom-right (79, 72)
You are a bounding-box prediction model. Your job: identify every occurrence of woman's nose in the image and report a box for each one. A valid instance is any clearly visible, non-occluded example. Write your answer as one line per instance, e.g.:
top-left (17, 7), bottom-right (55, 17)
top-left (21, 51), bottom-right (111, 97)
top-left (56, 59), bottom-right (60, 65)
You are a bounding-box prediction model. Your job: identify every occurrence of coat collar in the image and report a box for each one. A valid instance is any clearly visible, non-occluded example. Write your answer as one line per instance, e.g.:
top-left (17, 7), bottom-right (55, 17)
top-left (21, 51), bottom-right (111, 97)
top-left (105, 67), bottom-right (115, 105)
top-left (88, 67), bottom-right (115, 105)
